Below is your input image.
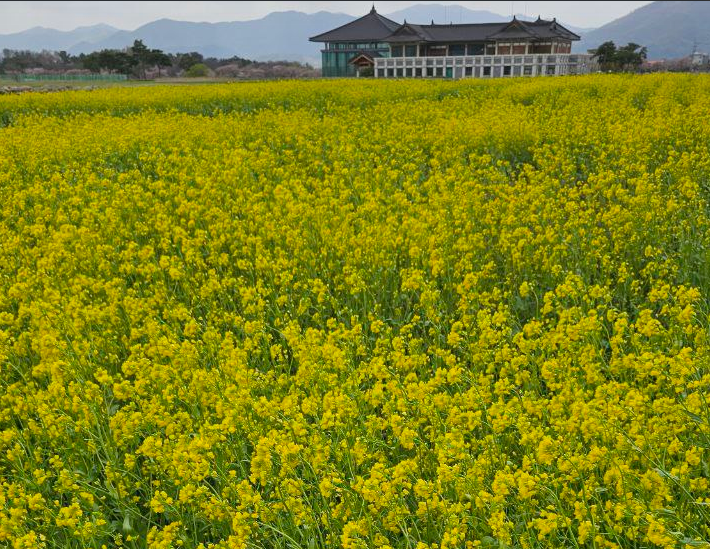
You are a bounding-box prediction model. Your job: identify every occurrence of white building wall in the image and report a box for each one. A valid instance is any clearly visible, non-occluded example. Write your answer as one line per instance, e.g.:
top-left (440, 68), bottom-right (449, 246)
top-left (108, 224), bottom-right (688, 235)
top-left (374, 54), bottom-right (596, 79)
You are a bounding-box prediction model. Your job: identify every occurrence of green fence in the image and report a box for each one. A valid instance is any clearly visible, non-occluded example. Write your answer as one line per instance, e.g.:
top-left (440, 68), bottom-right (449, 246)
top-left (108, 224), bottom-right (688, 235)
top-left (11, 74), bottom-right (128, 82)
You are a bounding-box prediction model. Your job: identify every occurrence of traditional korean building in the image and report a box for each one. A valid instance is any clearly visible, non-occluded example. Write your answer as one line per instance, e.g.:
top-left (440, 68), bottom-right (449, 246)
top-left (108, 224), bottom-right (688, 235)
top-left (310, 6), bottom-right (594, 78)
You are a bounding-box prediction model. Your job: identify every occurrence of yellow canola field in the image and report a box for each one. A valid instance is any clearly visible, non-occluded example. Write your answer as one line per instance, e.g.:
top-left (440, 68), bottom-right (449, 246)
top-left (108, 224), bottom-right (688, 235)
top-left (1, 75), bottom-right (710, 549)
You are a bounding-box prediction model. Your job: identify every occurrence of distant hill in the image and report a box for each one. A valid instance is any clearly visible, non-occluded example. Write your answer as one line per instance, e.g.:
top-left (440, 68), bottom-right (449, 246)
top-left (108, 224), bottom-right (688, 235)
top-left (0, 24), bottom-right (118, 52)
top-left (0, 4), bottom-right (596, 65)
top-left (579, 1), bottom-right (710, 59)
top-left (387, 4), bottom-right (507, 24)
top-left (0, 12), bottom-right (355, 66)
top-left (68, 11), bottom-right (355, 65)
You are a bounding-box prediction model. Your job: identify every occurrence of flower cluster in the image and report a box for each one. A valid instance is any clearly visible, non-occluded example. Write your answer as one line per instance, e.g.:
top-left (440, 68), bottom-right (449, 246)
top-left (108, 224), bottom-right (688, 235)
top-left (1, 74), bottom-right (709, 548)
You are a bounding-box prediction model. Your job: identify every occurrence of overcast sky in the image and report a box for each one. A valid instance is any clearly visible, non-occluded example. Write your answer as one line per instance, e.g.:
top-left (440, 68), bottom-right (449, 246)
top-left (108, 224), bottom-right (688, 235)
top-left (0, 1), bottom-right (652, 34)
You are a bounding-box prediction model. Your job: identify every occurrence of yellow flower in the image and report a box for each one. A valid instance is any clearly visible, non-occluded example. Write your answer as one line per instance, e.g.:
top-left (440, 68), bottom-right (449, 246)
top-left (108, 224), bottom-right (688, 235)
top-left (519, 281), bottom-right (531, 298)
top-left (536, 436), bottom-right (557, 465)
top-left (1, 74), bottom-right (709, 549)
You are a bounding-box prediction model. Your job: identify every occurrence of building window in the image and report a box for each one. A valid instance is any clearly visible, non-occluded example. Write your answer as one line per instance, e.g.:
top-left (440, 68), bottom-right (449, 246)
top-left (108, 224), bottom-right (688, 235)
top-left (512, 45), bottom-right (526, 54)
top-left (486, 45), bottom-right (496, 54)
top-left (436, 67), bottom-right (444, 77)
top-left (546, 65), bottom-right (556, 75)
top-left (377, 69), bottom-right (385, 77)
top-left (449, 44), bottom-right (466, 56)
top-left (428, 45), bottom-right (447, 57)
top-left (391, 46), bottom-right (403, 57)
top-left (523, 65), bottom-right (533, 76)
top-left (396, 68), bottom-right (404, 77)
top-left (467, 43), bottom-right (484, 55)
top-left (465, 66), bottom-right (473, 76)
top-left (483, 66), bottom-right (491, 76)
top-left (503, 65), bottom-right (511, 76)
top-left (427, 67), bottom-right (434, 77)
top-left (415, 67), bottom-right (422, 77)
top-left (405, 45), bottom-right (417, 57)
top-left (405, 67), bottom-right (412, 76)
top-left (387, 68), bottom-right (394, 77)
top-left (498, 44), bottom-right (511, 55)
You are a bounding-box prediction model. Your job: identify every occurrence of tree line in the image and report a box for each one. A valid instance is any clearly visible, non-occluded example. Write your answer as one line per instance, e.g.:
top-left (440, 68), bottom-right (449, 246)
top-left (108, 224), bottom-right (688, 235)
top-left (591, 41), bottom-right (648, 72)
top-left (0, 40), bottom-right (261, 79)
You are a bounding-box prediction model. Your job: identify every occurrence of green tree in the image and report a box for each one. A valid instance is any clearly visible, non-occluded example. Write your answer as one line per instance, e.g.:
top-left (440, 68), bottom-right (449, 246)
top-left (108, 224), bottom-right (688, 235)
top-left (82, 49), bottom-right (134, 74)
top-left (592, 41), bottom-right (647, 72)
top-left (177, 52), bottom-right (204, 71)
top-left (616, 42), bottom-right (648, 71)
top-left (593, 41), bottom-right (618, 71)
top-left (58, 50), bottom-right (71, 66)
top-left (81, 51), bottom-right (102, 72)
top-left (149, 49), bottom-right (172, 77)
top-left (130, 39), bottom-right (151, 78)
top-left (185, 63), bottom-right (210, 77)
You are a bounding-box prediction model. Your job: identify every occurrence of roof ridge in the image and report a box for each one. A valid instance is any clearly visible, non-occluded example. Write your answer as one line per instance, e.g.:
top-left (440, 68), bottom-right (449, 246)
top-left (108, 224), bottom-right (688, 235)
top-left (424, 21), bottom-right (507, 27)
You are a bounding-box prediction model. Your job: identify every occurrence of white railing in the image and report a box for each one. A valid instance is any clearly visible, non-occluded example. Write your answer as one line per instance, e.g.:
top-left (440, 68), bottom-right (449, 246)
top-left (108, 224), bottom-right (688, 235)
top-left (374, 53), bottom-right (596, 78)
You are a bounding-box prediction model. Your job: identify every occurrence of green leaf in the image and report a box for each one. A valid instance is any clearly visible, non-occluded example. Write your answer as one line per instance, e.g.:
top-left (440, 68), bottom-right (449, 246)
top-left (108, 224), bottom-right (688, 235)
top-left (122, 514), bottom-right (133, 533)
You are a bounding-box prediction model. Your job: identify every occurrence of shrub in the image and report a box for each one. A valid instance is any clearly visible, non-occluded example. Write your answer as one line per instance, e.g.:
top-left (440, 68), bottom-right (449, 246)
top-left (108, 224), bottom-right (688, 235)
top-left (185, 63), bottom-right (210, 77)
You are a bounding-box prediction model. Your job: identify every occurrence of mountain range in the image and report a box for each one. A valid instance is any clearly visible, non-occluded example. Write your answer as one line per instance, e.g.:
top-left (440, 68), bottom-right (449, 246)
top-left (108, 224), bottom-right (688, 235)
top-left (0, 4), bottom-right (592, 66)
top-left (0, 2), bottom-right (704, 64)
top-left (0, 23), bottom-right (119, 52)
top-left (578, 1), bottom-right (710, 59)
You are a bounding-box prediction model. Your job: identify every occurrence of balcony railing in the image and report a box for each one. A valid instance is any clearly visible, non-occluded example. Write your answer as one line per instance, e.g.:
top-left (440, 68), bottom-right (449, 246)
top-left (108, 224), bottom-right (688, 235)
top-left (374, 53), bottom-right (596, 78)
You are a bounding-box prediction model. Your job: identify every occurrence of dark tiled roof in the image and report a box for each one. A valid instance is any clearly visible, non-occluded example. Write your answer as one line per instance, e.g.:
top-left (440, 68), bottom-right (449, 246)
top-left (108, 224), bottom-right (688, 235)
top-left (526, 18), bottom-right (580, 40)
top-left (309, 7), bottom-right (400, 42)
top-left (399, 17), bottom-right (580, 43)
top-left (384, 23), bottom-right (432, 43)
top-left (487, 18), bottom-right (540, 40)
top-left (311, 10), bottom-right (580, 44)
top-left (387, 22), bottom-right (507, 42)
